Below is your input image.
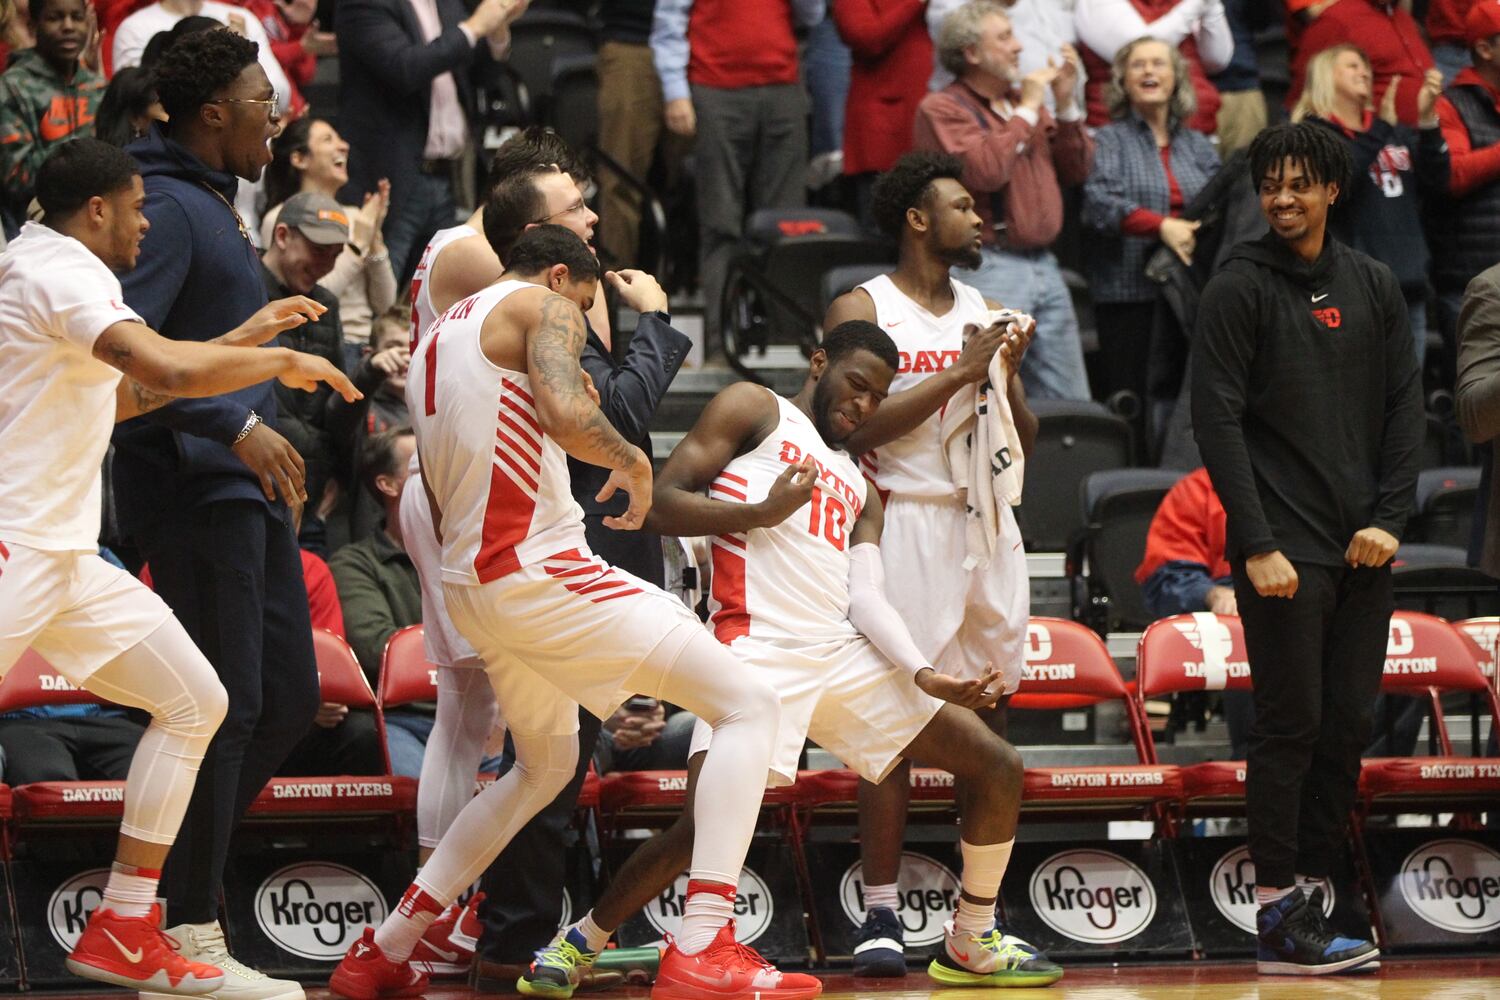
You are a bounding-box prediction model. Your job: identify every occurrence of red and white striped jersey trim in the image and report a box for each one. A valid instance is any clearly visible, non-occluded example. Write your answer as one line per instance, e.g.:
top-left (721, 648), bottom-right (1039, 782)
top-left (541, 549), bottom-right (643, 604)
top-left (493, 377), bottom-right (542, 498)
top-left (710, 470), bottom-right (748, 503)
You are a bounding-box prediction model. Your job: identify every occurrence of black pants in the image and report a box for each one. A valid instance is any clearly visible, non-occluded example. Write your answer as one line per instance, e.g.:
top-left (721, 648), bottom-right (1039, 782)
top-left (278, 709), bottom-right (385, 777)
top-left (1234, 559), bottom-right (1393, 889)
top-left (142, 500), bottom-right (320, 924)
top-left (475, 707), bottom-right (605, 963)
top-left (0, 714), bottom-right (145, 782)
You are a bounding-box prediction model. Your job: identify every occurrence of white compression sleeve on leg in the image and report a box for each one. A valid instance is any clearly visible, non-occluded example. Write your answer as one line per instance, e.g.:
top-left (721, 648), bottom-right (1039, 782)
top-left (846, 542), bottom-right (935, 678)
top-left (82, 618), bottom-right (229, 846)
top-left (417, 664), bottom-right (500, 848)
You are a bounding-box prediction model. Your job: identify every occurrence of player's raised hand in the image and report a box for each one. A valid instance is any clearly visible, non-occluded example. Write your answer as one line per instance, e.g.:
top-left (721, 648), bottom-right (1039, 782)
top-left (954, 321), bottom-right (1008, 384)
top-left (755, 457), bottom-right (817, 527)
top-left (599, 449), bottom-right (653, 530)
top-left (916, 666), bottom-right (1004, 709)
top-left (997, 313), bottom-right (1036, 373)
top-left (225, 296), bottom-right (328, 347)
top-left (277, 351), bottom-right (363, 402)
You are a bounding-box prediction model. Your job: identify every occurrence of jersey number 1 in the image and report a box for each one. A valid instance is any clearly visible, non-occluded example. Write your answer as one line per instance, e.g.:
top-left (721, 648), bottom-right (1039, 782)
top-left (807, 488), bottom-right (847, 551)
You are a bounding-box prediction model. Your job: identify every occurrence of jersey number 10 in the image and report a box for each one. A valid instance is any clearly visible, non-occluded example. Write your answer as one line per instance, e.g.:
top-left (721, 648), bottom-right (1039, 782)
top-left (807, 488), bottom-right (848, 551)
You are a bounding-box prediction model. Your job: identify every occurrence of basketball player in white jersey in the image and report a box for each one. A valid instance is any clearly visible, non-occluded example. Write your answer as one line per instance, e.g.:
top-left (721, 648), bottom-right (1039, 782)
top-left (517, 319), bottom-right (1063, 996)
top-left (397, 134), bottom-right (674, 979)
top-left (823, 150), bottom-right (1045, 976)
top-left (329, 225), bottom-right (815, 1000)
top-left (0, 140), bottom-right (359, 995)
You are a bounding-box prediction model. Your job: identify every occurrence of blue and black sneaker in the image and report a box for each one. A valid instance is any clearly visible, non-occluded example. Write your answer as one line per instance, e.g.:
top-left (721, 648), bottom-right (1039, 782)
top-left (851, 907), bottom-right (907, 978)
top-left (1256, 888), bottom-right (1379, 976)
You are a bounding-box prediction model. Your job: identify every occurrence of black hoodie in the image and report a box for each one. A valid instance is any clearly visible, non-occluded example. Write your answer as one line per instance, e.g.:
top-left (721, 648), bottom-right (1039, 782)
top-left (1190, 232), bottom-right (1423, 566)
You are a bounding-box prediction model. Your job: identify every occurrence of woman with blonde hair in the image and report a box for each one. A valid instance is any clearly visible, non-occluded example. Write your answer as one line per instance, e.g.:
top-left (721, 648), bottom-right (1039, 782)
top-left (1293, 43), bottom-right (1447, 364)
top-left (1082, 35), bottom-right (1218, 439)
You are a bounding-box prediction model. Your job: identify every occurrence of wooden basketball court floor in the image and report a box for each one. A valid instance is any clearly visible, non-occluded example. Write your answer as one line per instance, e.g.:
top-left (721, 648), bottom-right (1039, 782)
top-left (8, 959), bottom-right (1500, 1000)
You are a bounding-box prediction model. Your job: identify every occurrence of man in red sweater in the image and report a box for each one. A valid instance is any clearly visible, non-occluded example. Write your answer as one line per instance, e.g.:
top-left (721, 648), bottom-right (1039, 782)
top-left (1431, 1), bottom-right (1500, 383)
top-left (1430, 0), bottom-right (1481, 82)
top-left (650, 0), bottom-right (824, 359)
top-left (914, 0), bottom-right (1093, 400)
top-left (1288, 0), bottom-right (1434, 126)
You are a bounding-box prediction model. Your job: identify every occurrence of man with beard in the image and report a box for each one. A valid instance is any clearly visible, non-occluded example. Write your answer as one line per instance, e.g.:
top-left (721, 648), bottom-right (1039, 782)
top-left (111, 29), bottom-right (318, 1000)
top-left (517, 319), bottom-right (1062, 996)
top-left (822, 150), bottom-right (1054, 981)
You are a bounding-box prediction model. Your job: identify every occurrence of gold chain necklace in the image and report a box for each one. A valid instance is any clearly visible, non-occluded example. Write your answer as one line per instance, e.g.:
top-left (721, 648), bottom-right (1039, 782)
top-left (199, 181), bottom-right (252, 243)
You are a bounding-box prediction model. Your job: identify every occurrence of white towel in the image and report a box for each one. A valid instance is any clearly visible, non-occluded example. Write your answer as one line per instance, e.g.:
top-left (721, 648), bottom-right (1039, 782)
top-left (941, 314), bottom-right (1029, 569)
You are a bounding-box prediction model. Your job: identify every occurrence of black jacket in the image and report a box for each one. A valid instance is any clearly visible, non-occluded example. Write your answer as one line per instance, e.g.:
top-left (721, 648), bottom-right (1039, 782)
top-left (335, 0), bottom-right (482, 229)
top-left (572, 312), bottom-right (691, 583)
top-left (1191, 233), bottom-right (1423, 566)
top-left (1307, 115), bottom-right (1448, 297)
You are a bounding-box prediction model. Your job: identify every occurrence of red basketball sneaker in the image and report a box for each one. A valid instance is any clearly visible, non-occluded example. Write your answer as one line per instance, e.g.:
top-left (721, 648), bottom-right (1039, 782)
top-left (329, 929), bottom-right (428, 1000)
top-left (410, 892), bottom-right (484, 976)
top-left (66, 904), bottom-right (224, 995)
top-left (652, 923), bottom-right (822, 1000)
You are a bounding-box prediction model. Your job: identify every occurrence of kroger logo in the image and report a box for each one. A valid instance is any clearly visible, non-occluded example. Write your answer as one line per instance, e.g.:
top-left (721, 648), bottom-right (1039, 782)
top-left (1029, 849), bottom-right (1156, 944)
top-left (254, 863), bottom-right (387, 960)
top-left (839, 853), bottom-right (961, 948)
top-left (1399, 839), bottom-right (1500, 934)
top-left (47, 868), bottom-right (110, 951)
top-left (1209, 846), bottom-right (1334, 934)
top-left (645, 867), bottom-right (773, 944)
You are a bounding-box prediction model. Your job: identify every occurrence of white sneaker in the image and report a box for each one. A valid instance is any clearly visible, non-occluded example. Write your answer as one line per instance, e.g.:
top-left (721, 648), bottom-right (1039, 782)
top-left (141, 921), bottom-right (305, 1000)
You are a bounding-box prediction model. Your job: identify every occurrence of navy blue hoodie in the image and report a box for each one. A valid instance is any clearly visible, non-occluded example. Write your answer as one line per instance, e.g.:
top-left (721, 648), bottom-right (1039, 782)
top-left (111, 124), bottom-right (280, 534)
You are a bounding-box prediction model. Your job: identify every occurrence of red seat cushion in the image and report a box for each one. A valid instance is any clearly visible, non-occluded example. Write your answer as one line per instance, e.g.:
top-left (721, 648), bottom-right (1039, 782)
top-left (1358, 756), bottom-right (1500, 803)
top-left (577, 768), bottom-right (600, 810)
top-left (597, 770), bottom-right (803, 813)
top-left (0, 784), bottom-right (10, 819)
top-left (795, 767), bottom-right (956, 808)
top-left (1181, 760), bottom-right (1246, 801)
top-left (247, 776), bottom-right (416, 816)
top-left (1021, 765), bottom-right (1182, 805)
top-left (14, 781), bottom-right (125, 822)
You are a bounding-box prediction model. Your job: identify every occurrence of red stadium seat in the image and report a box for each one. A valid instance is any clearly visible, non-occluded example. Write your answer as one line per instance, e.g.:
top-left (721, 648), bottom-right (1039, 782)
top-left (1010, 618), bottom-right (1181, 822)
top-left (0, 649), bottom-right (105, 713)
top-left (378, 625), bottom-right (439, 710)
top-left (247, 629), bottom-right (415, 818)
top-left (1135, 613), bottom-right (1252, 812)
top-left (1355, 612), bottom-right (1500, 815)
top-left (1455, 617), bottom-right (1500, 687)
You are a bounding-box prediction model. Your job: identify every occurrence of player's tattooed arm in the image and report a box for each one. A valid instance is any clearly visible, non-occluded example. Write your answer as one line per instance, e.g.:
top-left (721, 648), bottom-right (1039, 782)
top-left (528, 292), bottom-right (652, 531)
top-left (529, 294), bottom-right (643, 473)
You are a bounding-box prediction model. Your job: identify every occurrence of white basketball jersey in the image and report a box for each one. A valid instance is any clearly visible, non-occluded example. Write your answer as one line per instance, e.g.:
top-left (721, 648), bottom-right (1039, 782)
top-left (408, 223), bottom-right (479, 352)
top-left (407, 279), bottom-right (586, 586)
top-left (709, 391), bottom-right (865, 644)
top-left (856, 273), bottom-right (990, 498)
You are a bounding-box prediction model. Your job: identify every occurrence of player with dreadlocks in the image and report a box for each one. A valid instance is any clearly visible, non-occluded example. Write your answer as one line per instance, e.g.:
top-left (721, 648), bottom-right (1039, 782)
top-left (1191, 121), bottom-right (1423, 976)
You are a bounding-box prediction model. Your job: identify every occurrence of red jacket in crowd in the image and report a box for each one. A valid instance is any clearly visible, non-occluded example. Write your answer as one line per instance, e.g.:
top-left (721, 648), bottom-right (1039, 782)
top-left (1436, 66), bottom-right (1500, 196)
top-left (833, 0), bottom-right (931, 176)
top-left (1134, 468), bottom-right (1230, 586)
top-left (1078, 0), bottom-right (1222, 135)
top-left (1288, 0), bottom-right (1434, 126)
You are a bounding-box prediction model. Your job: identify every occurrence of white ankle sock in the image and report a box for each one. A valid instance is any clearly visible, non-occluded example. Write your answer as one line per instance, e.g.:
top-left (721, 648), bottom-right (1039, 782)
top-left (1256, 884), bottom-right (1297, 907)
top-left (375, 881), bottom-right (445, 963)
top-left (102, 862), bottom-right (159, 918)
top-left (572, 912), bottom-right (610, 953)
top-left (1296, 874), bottom-right (1327, 896)
top-left (862, 883), bottom-right (898, 913)
top-left (677, 880), bottom-right (735, 955)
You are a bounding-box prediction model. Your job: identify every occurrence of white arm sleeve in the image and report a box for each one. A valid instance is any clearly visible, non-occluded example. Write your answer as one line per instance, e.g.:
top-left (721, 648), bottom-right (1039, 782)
top-left (1074, 0), bottom-right (1200, 59)
top-left (1193, 0), bottom-right (1234, 75)
top-left (847, 542), bottom-right (934, 679)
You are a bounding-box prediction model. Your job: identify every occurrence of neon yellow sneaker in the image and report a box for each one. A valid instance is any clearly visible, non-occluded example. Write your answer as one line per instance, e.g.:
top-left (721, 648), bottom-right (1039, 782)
top-left (927, 920), bottom-right (1063, 988)
top-left (517, 927), bottom-right (597, 998)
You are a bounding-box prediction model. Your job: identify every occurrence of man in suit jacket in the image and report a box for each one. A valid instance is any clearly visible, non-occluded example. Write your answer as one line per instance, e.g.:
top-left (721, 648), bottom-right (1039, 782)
top-left (335, 0), bottom-right (519, 284)
top-left (1458, 261), bottom-right (1500, 578)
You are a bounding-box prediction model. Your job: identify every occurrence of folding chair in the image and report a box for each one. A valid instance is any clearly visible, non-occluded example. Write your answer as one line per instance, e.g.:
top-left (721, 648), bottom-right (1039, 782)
top-left (1018, 400), bottom-right (1133, 552)
top-left (1073, 468), bottom-right (1185, 631)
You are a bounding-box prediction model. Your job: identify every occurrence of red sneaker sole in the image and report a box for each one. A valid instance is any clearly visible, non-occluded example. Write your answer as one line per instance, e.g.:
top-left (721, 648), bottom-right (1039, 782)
top-left (651, 979), bottom-right (822, 1000)
top-left (65, 957), bottom-right (222, 996)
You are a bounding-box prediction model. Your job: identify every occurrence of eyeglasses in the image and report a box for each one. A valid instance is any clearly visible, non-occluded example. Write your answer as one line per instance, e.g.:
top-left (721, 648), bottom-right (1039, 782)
top-left (208, 93), bottom-right (281, 118)
top-left (532, 200), bottom-right (589, 225)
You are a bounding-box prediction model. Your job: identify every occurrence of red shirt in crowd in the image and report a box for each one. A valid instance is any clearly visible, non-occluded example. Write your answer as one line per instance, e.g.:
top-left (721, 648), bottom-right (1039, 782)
top-left (1078, 0), bottom-right (1222, 134)
top-left (1288, 0), bottom-right (1435, 126)
top-left (687, 0), bottom-right (799, 90)
top-left (1134, 467), bottom-right (1230, 586)
top-left (1428, 0), bottom-right (1481, 47)
top-left (1436, 67), bottom-right (1500, 197)
top-left (833, 0), bottom-right (931, 176)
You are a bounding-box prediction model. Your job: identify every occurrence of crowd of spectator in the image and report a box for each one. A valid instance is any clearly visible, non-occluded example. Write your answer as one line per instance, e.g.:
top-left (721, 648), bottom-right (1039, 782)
top-left (5, 0), bottom-right (1500, 989)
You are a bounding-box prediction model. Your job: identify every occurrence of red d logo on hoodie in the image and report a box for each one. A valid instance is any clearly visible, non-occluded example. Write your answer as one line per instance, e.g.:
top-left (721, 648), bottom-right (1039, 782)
top-left (1311, 307), bottom-right (1342, 329)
